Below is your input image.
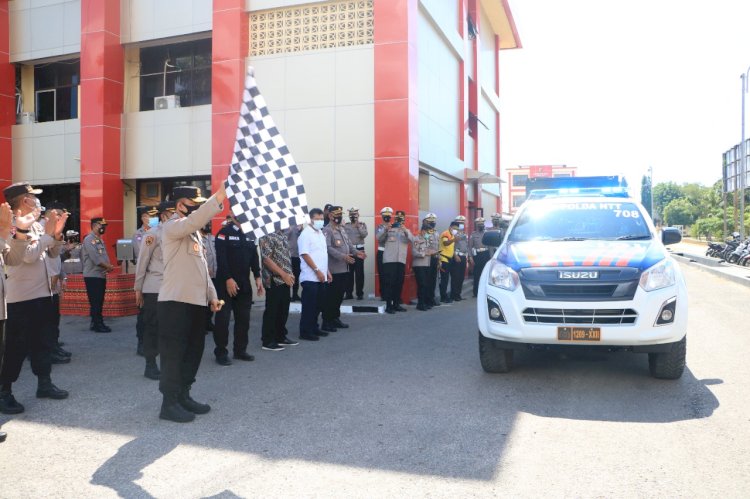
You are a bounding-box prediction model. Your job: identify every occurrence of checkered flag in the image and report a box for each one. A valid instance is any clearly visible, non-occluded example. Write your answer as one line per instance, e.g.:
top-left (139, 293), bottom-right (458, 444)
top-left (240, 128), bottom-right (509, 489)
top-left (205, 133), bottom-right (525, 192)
top-left (225, 66), bottom-right (309, 239)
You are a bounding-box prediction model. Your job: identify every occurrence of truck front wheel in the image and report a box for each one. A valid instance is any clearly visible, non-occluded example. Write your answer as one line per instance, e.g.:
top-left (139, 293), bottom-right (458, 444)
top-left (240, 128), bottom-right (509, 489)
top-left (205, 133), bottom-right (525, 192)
top-left (478, 332), bottom-right (514, 373)
top-left (648, 336), bottom-right (686, 380)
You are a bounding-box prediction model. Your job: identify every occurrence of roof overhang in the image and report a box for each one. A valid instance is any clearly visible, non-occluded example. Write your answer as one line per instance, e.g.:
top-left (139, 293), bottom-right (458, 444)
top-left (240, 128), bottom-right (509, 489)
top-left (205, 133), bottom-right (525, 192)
top-left (480, 0), bottom-right (522, 50)
top-left (465, 169), bottom-right (505, 184)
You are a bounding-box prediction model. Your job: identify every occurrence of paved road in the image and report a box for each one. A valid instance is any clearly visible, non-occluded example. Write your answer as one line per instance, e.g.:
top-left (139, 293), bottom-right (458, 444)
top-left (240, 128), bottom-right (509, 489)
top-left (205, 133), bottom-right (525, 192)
top-left (1, 264), bottom-right (749, 498)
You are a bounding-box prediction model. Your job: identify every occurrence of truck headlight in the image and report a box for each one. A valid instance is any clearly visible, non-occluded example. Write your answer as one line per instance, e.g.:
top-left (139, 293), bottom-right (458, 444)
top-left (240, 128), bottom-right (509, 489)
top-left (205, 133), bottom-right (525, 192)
top-left (639, 258), bottom-right (675, 292)
top-left (488, 260), bottom-right (519, 291)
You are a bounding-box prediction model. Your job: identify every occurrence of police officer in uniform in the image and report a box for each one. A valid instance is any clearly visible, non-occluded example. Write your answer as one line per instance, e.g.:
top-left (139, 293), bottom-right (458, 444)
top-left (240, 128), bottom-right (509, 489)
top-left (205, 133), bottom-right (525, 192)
top-left (450, 215), bottom-right (469, 301)
top-left (81, 217), bottom-right (115, 332)
top-left (0, 202), bottom-right (17, 418)
top-left (157, 185), bottom-right (225, 423)
top-left (134, 201), bottom-right (174, 381)
top-left (468, 216), bottom-right (491, 298)
top-left (438, 219), bottom-right (458, 303)
top-left (486, 213), bottom-right (506, 252)
top-left (423, 213), bottom-right (441, 308)
top-left (412, 214), bottom-right (439, 311)
top-left (375, 207), bottom-right (393, 300)
top-left (133, 206), bottom-right (158, 354)
top-left (344, 207), bottom-right (368, 300)
top-left (0, 183), bottom-right (69, 415)
top-left (213, 213), bottom-right (263, 366)
top-left (378, 210), bottom-right (414, 314)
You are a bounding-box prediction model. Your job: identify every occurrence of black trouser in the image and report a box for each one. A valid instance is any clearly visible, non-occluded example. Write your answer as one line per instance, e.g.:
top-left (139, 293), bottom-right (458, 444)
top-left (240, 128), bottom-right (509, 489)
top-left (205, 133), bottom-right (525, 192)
top-left (376, 250), bottom-right (384, 297)
top-left (136, 306), bottom-right (144, 342)
top-left (322, 272), bottom-right (347, 323)
top-left (428, 257), bottom-right (440, 305)
top-left (213, 287), bottom-right (252, 357)
top-left (52, 293), bottom-right (61, 343)
top-left (299, 281), bottom-right (324, 336)
top-left (0, 297), bottom-right (56, 386)
top-left (382, 262), bottom-right (405, 305)
top-left (439, 259), bottom-right (452, 299)
top-left (414, 266), bottom-right (430, 306)
top-left (450, 255), bottom-right (467, 299)
top-left (472, 251), bottom-right (491, 297)
top-left (84, 277), bottom-right (106, 325)
top-left (142, 293), bottom-right (160, 359)
top-left (262, 283), bottom-right (291, 345)
top-left (291, 257), bottom-right (301, 298)
top-left (157, 301), bottom-right (207, 397)
top-left (347, 256), bottom-right (365, 298)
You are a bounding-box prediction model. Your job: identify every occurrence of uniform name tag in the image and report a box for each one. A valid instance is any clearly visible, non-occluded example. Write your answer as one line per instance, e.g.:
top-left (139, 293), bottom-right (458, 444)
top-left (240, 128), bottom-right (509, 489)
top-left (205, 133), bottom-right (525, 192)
top-left (229, 236), bottom-right (240, 241)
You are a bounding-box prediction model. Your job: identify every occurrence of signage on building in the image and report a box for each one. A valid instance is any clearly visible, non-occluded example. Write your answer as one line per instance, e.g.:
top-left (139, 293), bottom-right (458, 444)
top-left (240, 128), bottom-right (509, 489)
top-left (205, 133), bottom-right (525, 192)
top-left (529, 166), bottom-right (553, 178)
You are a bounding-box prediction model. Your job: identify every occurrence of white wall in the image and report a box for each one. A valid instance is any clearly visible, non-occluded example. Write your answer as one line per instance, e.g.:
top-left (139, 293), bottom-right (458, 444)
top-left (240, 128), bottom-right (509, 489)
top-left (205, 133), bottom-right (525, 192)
top-left (427, 172), bottom-right (460, 229)
top-left (12, 119), bottom-right (81, 184)
top-left (122, 105), bottom-right (211, 179)
top-left (478, 92), bottom-right (497, 175)
top-left (417, 7), bottom-right (463, 176)
top-left (479, 4), bottom-right (497, 97)
top-left (9, 0), bottom-right (81, 62)
top-left (121, 0), bottom-right (212, 44)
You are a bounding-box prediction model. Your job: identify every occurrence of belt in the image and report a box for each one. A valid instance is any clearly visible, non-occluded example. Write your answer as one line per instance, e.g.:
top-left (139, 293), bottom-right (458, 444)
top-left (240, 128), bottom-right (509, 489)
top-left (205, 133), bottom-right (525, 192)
top-left (378, 247), bottom-right (385, 251)
top-left (355, 245), bottom-right (365, 250)
top-left (456, 252), bottom-right (466, 257)
top-left (476, 248), bottom-right (488, 253)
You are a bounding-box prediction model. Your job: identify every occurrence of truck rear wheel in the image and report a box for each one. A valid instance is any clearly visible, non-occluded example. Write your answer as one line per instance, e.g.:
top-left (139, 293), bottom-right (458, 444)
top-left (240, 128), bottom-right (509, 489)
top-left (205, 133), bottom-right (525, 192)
top-left (648, 336), bottom-right (686, 379)
top-left (478, 332), bottom-right (514, 373)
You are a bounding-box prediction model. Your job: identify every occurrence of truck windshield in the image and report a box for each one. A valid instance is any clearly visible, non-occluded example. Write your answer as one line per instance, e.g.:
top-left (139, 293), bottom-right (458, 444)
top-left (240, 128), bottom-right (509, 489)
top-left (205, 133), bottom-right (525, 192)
top-left (507, 201), bottom-right (652, 242)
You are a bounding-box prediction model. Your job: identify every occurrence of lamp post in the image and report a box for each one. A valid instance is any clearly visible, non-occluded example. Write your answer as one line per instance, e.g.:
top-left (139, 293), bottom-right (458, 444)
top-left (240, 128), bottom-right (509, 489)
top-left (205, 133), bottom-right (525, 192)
top-left (740, 68), bottom-right (750, 240)
top-left (648, 166), bottom-right (654, 221)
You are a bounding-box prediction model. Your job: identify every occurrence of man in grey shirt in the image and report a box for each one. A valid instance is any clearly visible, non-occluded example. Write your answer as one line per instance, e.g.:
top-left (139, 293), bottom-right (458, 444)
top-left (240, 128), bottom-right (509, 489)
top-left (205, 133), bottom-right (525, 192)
top-left (81, 217), bottom-right (115, 332)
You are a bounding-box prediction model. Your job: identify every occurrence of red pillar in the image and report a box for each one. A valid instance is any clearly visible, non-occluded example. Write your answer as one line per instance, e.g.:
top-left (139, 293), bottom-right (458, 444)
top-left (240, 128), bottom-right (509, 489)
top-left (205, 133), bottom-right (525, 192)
top-left (0, 0), bottom-right (13, 191)
top-left (211, 0), bottom-right (248, 230)
top-left (80, 0), bottom-right (123, 265)
top-left (374, 0), bottom-right (420, 302)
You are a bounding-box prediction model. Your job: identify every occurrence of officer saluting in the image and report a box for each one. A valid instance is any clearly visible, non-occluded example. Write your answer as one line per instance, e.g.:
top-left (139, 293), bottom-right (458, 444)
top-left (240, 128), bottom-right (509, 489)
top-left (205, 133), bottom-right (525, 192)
top-left (468, 216), bottom-right (491, 298)
top-left (81, 217), bottom-right (115, 332)
top-left (157, 185), bottom-right (226, 423)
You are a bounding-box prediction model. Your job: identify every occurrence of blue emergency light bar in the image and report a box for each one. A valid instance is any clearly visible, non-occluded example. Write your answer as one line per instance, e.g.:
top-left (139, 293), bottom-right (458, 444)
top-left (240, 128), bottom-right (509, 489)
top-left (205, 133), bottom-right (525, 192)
top-left (527, 186), bottom-right (630, 200)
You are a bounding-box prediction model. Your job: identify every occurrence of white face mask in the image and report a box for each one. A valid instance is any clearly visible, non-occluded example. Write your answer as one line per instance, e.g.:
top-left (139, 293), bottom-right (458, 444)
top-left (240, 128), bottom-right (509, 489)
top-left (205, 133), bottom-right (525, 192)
top-left (313, 219), bottom-right (325, 230)
top-left (451, 229), bottom-right (458, 235)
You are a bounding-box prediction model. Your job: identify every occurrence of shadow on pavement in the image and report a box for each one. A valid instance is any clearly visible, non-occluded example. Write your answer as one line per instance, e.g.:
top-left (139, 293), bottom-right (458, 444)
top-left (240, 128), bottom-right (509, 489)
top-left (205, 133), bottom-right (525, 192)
top-left (0, 300), bottom-right (721, 493)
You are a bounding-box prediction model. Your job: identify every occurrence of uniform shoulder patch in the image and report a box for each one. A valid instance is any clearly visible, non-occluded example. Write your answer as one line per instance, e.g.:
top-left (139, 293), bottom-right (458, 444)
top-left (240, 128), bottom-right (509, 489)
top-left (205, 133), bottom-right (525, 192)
top-left (217, 234), bottom-right (226, 240)
top-left (145, 235), bottom-right (155, 246)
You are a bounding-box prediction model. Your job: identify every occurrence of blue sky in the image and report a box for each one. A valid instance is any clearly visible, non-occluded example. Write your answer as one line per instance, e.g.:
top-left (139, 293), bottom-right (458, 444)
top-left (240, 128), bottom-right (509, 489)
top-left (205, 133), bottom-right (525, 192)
top-left (499, 0), bottom-right (750, 187)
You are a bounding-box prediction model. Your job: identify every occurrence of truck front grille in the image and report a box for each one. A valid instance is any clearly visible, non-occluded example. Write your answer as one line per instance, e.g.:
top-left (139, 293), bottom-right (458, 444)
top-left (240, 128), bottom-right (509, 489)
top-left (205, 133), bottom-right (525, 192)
top-left (522, 308), bottom-right (638, 325)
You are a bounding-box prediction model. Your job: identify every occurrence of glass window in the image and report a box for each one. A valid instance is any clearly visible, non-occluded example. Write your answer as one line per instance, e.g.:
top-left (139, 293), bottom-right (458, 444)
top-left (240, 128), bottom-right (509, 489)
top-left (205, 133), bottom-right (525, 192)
top-left (34, 59), bottom-right (80, 122)
top-left (512, 174), bottom-right (528, 187)
top-left (512, 195), bottom-right (526, 208)
top-left (140, 39), bottom-right (212, 111)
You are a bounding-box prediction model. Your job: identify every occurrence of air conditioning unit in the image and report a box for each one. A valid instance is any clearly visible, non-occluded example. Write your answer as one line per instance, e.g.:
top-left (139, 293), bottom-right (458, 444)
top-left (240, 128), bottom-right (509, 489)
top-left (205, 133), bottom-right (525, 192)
top-left (154, 95), bottom-right (181, 110)
top-left (16, 112), bottom-right (34, 124)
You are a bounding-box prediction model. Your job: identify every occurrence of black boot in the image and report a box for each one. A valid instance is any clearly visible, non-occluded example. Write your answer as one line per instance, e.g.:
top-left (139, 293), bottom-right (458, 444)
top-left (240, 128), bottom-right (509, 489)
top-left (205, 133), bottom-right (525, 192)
top-left (36, 377), bottom-right (69, 400)
top-left (144, 357), bottom-right (160, 380)
top-left (159, 394), bottom-right (195, 423)
top-left (56, 346), bottom-right (72, 357)
top-left (136, 339), bottom-right (144, 357)
top-left (0, 390), bottom-right (25, 414)
top-left (50, 351), bottom-right (71, 364)
top-left (92, 320), bottom-right (111, 333)
top-left (385, 302), bottom-right (396, 314)
top-left (0, 431), bottom-right (6, 442)
top-left (178, 387), bottom-right (211, 415)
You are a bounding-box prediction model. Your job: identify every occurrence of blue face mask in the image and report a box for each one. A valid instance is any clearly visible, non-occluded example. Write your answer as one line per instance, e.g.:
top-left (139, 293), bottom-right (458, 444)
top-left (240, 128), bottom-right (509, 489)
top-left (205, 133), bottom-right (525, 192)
top-left (148, 217), bottom-right (159, 227)
top-left (313, 220), bottom-right (325, 230)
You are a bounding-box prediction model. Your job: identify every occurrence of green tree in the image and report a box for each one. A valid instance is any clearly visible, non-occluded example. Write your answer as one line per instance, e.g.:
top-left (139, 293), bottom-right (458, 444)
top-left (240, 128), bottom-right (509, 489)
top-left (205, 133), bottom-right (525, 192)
top-left (663, 198), bottom-right (697, 226)
top-left (652, 182), bottom-right (682, 223)
top-left (640, 175), bottom-right (652, 217)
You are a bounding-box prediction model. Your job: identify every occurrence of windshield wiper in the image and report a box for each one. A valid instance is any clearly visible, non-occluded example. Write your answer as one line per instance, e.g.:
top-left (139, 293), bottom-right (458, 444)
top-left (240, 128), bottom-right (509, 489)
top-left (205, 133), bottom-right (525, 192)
top-left (546, 237), bottom-right (588, 242)
top-left (615, 235), bottom-right (651, 240)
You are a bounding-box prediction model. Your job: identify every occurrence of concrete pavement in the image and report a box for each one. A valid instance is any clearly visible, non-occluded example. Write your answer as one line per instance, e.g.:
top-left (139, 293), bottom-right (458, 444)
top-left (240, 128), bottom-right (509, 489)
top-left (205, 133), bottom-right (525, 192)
top-left (0, 264), bottom-right (748, 497)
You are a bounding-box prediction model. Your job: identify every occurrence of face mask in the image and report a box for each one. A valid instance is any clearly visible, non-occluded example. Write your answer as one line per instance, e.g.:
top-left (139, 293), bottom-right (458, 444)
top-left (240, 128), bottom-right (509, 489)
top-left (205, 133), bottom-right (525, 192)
top-left (427, 221), bottom-right (436, 229)
top-left (451, 228), bottom-right (457, 235)
top-left (313, 220), bottom-right (325, 230)
top-left (350, 216), bottom-right (357, 223)
top-left (396, 216), bottom-right (405, 224)
top-left (333, 216), bottom-right (342, 225)
top-left (479, 226), bottom-right (485, 232)
top-left (458, 224), bottom-right (465, 231)
top-left (180, 203), bottom-right (200, 216)
top-left (98, 226), bottom-right (106, 235)
top-left (25, 197), bottom-right (43, 213)
top-left (382, 215), bottom-right (391, 223)
top-left (148, 217), bottom-right (159, 227)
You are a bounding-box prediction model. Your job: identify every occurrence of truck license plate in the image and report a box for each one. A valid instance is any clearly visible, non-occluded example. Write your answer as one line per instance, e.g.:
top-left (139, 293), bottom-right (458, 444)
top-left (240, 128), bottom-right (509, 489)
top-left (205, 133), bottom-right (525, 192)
top-left (558, 327), bottom-right (601, 342)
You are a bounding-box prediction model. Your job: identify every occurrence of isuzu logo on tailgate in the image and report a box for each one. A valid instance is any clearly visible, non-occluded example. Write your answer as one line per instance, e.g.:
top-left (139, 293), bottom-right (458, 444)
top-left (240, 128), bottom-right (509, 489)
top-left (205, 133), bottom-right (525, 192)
top-left (558, 271), bottom-right (599, 279)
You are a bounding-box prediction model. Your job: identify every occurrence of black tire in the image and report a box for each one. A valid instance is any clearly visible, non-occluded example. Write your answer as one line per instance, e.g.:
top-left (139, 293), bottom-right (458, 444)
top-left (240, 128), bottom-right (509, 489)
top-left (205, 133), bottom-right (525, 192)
top-left (648, 336), bottom-right (686, 380)
top-left (478, 332), bottom-right (514, 373)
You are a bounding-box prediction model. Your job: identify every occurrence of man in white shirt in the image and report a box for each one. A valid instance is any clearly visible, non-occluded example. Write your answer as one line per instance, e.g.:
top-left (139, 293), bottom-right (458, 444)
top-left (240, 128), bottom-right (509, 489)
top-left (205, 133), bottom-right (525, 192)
top-left (297, 208), bottom-right (332, 341)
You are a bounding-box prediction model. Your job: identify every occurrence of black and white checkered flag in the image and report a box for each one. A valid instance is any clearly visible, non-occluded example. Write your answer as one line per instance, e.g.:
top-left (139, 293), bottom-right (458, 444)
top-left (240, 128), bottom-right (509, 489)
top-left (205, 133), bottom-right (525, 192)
top-left (225, 67), bottom-right (309, 238)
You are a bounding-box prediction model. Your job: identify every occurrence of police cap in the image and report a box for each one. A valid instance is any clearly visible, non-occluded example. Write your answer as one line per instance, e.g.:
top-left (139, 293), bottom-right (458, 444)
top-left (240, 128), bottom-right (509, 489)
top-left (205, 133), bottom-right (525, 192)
top-left (3, 182), bottom-right (42, 203)
top-left (171, 186), bottom-right (207, 204)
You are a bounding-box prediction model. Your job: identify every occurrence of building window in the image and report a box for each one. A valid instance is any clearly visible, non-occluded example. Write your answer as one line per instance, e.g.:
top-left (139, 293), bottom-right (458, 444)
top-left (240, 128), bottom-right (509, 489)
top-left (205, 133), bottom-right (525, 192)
top-left (512, 195), bottom-right (526, 208)
top-left (139, 39), bottom-right (212, 111)
top-left (34, 60), bottom-right (80, 123)
top-left (512, 174), bottom-right (528, 187)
